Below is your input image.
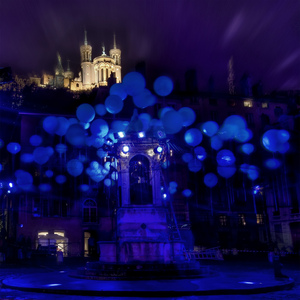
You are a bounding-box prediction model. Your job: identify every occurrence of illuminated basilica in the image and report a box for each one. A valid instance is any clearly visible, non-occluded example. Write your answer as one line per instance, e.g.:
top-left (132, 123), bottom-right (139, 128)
top-left (43, 31), bottom-right (122, 91)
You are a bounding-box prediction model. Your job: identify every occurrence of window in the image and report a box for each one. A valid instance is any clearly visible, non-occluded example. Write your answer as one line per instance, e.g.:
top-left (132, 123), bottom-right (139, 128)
top-left (76, 83), bottom-right (79, 87)
top-left (83, 199), bottom-right (97, 223)
top-left (243, 99), bottom-right (253, 107)
top-left (219, 215), bottom-right (227, 226)
top-left (262, 102), bottom-right (269, 108)
top-left (256, 214), bottom-right (264, 224)
top-left (245, 113), bottom-right (254, 127)
top-left (238, 214), bottom-right (246, 226)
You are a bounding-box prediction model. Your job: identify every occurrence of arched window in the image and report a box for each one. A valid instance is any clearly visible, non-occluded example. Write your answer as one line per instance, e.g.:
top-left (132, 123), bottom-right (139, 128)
top-left (129, 155), bottom-right (152, 205)
top-left (83, 199), bottom-right (97, 223)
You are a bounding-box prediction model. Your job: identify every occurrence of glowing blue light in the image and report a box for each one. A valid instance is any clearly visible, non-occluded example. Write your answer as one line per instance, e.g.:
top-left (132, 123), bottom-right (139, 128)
top-left (90, 119), bottom-right (109, 138)
top-left (43, 116), bottom-right (58, 134)
top-left (184, 128), bottom-right (203, 147)
top-left (161, 110), bottom-right (183, 134)
top-left (163, 193), bottom-right (167, 199)
top-left (265, 158), bottom-right (281, 169)
top-left (216, 149), bottom-right (236, 167)
top-left (7, 142), bottom-right (21, 154)
top-left (21, 153), bottom-right (34, 163)
top-left (109, 83), bottom-right (127, 100)
top-left (45, 170), bottom-right (53, 177)
top-left (30, 135), bottom-right (42, 146)
top-left (204, 173), bottom-right (218, 188)
top-left (217, 165), bottom-right (237, 178)
top-left (153, 76), bottom-right (173, 96)
top-left (95, 104), bottom-right (107, 116)
top-left (247, 165), bottom-right (259, 181)
top-left (211, 135), bottom-right (223, 150)
top-left (39, 183), bottom-right (52, 192)
top-left (122, 145), bottom-right (130, 153)
top-left (123, 72), bottom-right (146, 96)
top-left (178, 107), bottom-right (196, 127)
top-left (67, 159), bottom-right (84, 177)
top-left (182, 153), bottom-right (193, 163)
top-left (66, 124), bottom-right (86, 147)
top-left (46, 284), bottom-right (62, 287)
top-left (239, 281), bottom-right (255, 285)
top-left (138, 132), bottom-right (145, 138)
top-left (55, 143), bottom-right (67, 154)
top-left (105, 95), bottom-right (124, 114)
top-left (55, 175), bottom-right (66, 184)
top-left (194, 146), bottom-right (206, 161)
top-left (240, 143), bottom-right (254, 155)
top-left (55, 117), bottom-right (70, 136)
top-left (156, 146), bottom-right (163, 153)
top-left (188, 159), bottom-right (202, 172)
top-left (9, 182), bottom-right (13, 188)
top-left (76, 103), bottom-right (95, 123)
top-left (104, 178), bottom-right (112, 187)
top-left (118, 131), bottom-right (125, 138)
top-left (182, 189), bottom-right (192, 197)
top-left (201, 121), bottom-right (219, 137)
top-left (79, 184), bottom-right (89, 192)
top-left (169, 181), bottom-right (178, 188)
top-left (15, 170), bottom-right (33, 191)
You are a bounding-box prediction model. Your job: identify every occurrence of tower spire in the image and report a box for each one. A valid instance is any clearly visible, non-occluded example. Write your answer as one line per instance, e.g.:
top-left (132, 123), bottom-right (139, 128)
top-left (84, 30), bottom-right (88, 46)
top-left (228, 56), bottom-right (235, 95)
top-left (113, 34), bottom-right (117, 49)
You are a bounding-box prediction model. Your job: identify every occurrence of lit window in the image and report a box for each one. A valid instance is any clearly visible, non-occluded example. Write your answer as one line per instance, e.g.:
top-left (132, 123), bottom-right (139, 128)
top-left (38, 232), bottom-right (48, 237)
top-left (238, 214), bottom-right (246, 226)
top-left (262, 102), bottom-right (268, 108)
top-left (54, 231), bottom-right (65, 237)
top-left (243, 100), bottom-right (253, 107)
top-left (83, 199), bottom-right (97, 223)
top-left (219, 215), bottom-right (227, 226)
top-left (256, 214), bottom-right (264, 224)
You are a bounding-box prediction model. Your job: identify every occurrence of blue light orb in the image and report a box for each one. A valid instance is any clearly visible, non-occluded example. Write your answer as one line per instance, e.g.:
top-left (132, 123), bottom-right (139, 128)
top-left (169, 181), bottom-right (178, 188)
top-left (39, 183), bottom-right (52, 192)
top-left (55, 143), bottom-right (67, 154)
top-left (278, 130), bottom-right (290, 143)
top-left (79, 184), bottom-right (89, 192)
top-left (111, 120), bottom-right (128, 133)
top-left (109, 83), bottom-right (127, 100)
top-left (240, 164), bottom-right (250, 173)
top-left (265, 158), bottom-right (281, 169)
top-left (184, 128), bottom-right (203, 147)
top-left (95, 104), bottom-right (107, 116)
top-left (182, 153), bottom-right (193, 163)
top-left (217, 165), bottom-right (236, 178)
top-left (247, 165), bottom-right (259, 180)
top-left (204, 173), bottom-right (218, 188)
top-left (97, 148), bottom-right (107, 159)
top-left (224, 115), bottom-right (247, 130)
top-left (90, 119), bottom-right (109, 138)
top-left (46, 147), bottom-right (54, 156)
top-left (0, 164), bottom-right (2, 172)
top-left (30, 135), bottom-right (42, 146)
top-left (55, 117), bottom-right (70, 136)
top-left (66, 124), bottom-right (86, 147)
top-left (0, 138), bottom-right (4, 148)
top-left (158, 107), bottom-right (174, 119)
top-left (7, 142), bottom-right (21, 154)
top-left (216, 149), bottom-right (236, 166)
top-left (104, 178), bottom-right (112, 187)
top-left (80, 122), bottom-right (90, 130)
top-left (45, 170), bottom-right (53, 177)
top-left (76, 103), bottom-right (95, 123)
top-left (33, 147), bottom-right (50, 165)
top-left (240, 143), bottom-right (254, 155)
top-left (138, 113), bottom-right (152, 131)
top-left (161, 160), bottom-right (170, 169)
top-left (182, 189), bottom-right (192, 197)
top-left (55, 175), bottom-right (66, 184)
top-left (67, 159), bottom-right (83, 177)
top-left (43, 116), bottom-right (58, 134)
top-left (261, 129), bottom-right (282, 152)
top-left (161, 110), bottom-right (183, 134)
top-left (194, 146), bottom-right (206, 161)
top-left (105, 95), bottom-right (123, 114)
top-left (188, 158), bottom-right (202, 172)
top-left (278, 142), bottom-right (290, 154)
top-left (235, 128), bottom-right (253, 143)
top-left (153, 76), bottom-right (173, 96)
top-left (210, 135), bottom-right (223, 150)
top-left (178, 107), bottom-right (196, 127)
top-left (20, 153), bottom-right (34, 163)
top-left (92, 137), bottom-right (105, 148)
top-left (133, 89), bottom-right (155, 109)
top-left (68, 118), bottom-right (78, 125)
top-left (15, 170), bottom-right (33, 191)
top-left (201, 121), bottom-right (219, 137)
top-left (169, 187), bottom-right (177, 194)
top-left (123, 72), bottom-right (146, 96)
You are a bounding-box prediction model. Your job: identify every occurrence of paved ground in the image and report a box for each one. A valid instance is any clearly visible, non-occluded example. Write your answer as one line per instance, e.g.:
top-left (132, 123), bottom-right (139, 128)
top-left (0, 258), bottom-right (299, 299)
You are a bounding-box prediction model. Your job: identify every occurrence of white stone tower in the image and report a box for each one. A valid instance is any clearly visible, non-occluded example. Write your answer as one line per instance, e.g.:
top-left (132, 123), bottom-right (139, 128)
top-left (109, 34), bottom-right (122, 83)
top-left (80, 30), bottom-right (93, 87)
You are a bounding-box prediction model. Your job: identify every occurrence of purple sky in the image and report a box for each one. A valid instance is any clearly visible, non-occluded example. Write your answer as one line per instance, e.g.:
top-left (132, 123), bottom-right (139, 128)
top-left (0, 0), bottom-right (299, 92)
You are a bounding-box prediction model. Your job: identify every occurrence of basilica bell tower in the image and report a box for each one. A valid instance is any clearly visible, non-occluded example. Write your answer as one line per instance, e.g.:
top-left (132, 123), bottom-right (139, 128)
top-left (80, 30), bottom-right (93, 87)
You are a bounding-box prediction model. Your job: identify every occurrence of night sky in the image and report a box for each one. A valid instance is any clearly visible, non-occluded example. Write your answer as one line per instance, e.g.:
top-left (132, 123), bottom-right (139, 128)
top-left (0, 0), bottom-right (299, 93)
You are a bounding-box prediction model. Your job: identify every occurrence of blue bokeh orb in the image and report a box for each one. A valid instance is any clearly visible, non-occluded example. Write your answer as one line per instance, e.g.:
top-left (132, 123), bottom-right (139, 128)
top-left (105, 95), bottom-right (124, 114)
top-left (45, 170), bottom-right (54, 178)
top-left (210, 135), bottom-right (223, 150)
top-left (15, 170), bottom-right (33, 191)
top-left (265, 158), bottom-right (281, 169)
top-left (43, 116), bottom-right (58, 134)
top-left (67, 159), bottom-right (84, 177)
top-left (184, 128), bottom-right (203, 147)
top-left (39, 183), bottom-right (52, 192)
top-left (7, 142), bottom-right (21, 154)
top-left (104, 178), bottom-right (112, 187)
top-left (20, 153), bottom-right (34, 163)
top-left (55, 175), bottom-right (67, 184)
top-left (188, 158), bottom-right (202, 172)
top-left (217, 165), bottom-right (236, 178)
top-left (161, 110), bottom-right (183, 134)
top-left (66, 124), bottom-right (86, 147)
top-left (95, 104), bottom-right (107, 116)
top-left (123, 72), bottom-right (146, 96)
top-left (33, 147), bottom-right (50, 165)
top-left (55, 117), bottom-right (70, 136)
top-left (55, 143), bottom-right (67, 154)
top-left (182, 153), bottom-right (193, 163)
top-left (76, 103), bottom-right (95, 123)
top-left (178, 107), bottom-right (196, 127)
top-left (182, 189), bottom-right (192, 197)
top-left (79, 184), bottom-right (89, 192)
top-left (109, 83), bottom-right (127, 100)
top-left (247, 165), bottom-right (259, 180)
top-left (194, 146), bottom-right (206, 161)
top-left (153, 76), bottom-right (173, 96)
top-left (90, 119), bottom-right (109, 137)
top-left (216, 149), bottom-right (236, 166)
top-left (204, 173), bottom-right (218, 188)
top-left (30, 135), bottom-right (42, 146)
top-left (201, 121), bottom-right (219, 137)
top-left (240, 143), bottom-right (254, 155)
